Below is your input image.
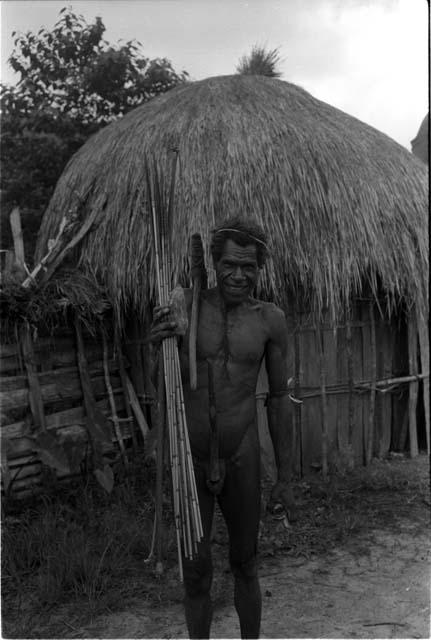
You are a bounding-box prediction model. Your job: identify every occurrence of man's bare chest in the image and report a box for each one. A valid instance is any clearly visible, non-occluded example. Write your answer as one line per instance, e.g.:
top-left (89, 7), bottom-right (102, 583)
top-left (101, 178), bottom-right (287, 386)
top-left (195, 300), bottom-right (268, 365)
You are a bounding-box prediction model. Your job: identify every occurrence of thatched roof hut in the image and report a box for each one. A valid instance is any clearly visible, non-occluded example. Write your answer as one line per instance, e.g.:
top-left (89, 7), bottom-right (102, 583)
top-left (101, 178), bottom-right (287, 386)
top-left (36, 75), bottom-right (428, 322)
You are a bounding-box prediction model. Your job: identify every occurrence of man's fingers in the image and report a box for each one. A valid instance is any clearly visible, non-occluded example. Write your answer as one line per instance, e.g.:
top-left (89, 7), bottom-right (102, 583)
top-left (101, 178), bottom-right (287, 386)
top-left (153, 306), bottom-right (171, 321)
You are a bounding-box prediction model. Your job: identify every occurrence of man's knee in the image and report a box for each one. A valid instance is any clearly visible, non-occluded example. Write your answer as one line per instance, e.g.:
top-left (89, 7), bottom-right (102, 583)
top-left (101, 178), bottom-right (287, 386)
top-left (230, 553), bottom-right (258, 581)
top-left (183, 554), bottom-right (213, 597)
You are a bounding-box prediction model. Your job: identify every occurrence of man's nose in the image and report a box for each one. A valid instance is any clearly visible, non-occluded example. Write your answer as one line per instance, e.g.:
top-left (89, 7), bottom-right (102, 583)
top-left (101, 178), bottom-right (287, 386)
top-left (232, 266), bottom-right (245, 279)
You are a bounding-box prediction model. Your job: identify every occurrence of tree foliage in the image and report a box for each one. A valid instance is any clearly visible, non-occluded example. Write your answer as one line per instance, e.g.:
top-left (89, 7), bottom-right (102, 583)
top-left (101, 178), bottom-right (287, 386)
top-left (1, 7), bottom-right (188, 260)
top-left (236, 45), bottom-right (283, 78)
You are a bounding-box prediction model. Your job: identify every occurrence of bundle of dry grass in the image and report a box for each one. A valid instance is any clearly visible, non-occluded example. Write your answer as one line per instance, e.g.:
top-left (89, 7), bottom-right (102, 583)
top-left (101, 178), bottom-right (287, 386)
top-left (0, 269), bottom-right (109, 338)
top-left (35, 75), bottom-right (428, 321)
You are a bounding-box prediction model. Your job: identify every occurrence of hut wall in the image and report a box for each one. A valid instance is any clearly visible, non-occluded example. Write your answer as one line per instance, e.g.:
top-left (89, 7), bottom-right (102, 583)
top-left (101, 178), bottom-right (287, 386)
top-left (1, 325), bottom-right (144, 500)
top-left (257, 300), bottom-right (428, 478)
top-left (2, 304), bottom-right (428, 497)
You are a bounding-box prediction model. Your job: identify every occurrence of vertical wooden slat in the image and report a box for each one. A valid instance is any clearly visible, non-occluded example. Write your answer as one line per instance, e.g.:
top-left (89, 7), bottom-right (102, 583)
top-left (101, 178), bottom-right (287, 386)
top-left (293, 304), bottom-right (304, 477)
top-left (391, 317), bottom-right (409, 451)
top-left (366, 302), bottom-right (377, 465)
top-left (75, 318), bottom-right (99, 423)
top-left (21, 323), bottom-right (46, 431)
top-left (407, 314), bottom-right (419, 457)
top-left (417, 313), bottom-right (430, 455)
top-left (377, 317), bottom-right (392, 457)
top-left (346, 314), bottom-right (354, 447)
top-left (293, 305), bottom-right (303, 476)
top-left (316, 323), bottom-right (328, 478)
top-left (336, 323), bottom-right (349, 458)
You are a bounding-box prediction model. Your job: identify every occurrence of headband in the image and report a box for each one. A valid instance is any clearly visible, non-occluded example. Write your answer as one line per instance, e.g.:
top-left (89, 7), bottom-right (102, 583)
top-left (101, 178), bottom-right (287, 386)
top-left (214, 228), bottom-right (267, 248)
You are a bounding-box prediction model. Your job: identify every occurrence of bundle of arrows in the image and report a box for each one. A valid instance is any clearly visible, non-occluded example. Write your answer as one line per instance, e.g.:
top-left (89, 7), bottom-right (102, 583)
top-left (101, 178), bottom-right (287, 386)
top-left (146, 151), bottom-right (203, 581)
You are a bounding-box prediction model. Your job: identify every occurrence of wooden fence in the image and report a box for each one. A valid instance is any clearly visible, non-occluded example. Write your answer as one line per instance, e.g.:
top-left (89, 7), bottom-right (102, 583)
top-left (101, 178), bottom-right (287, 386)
top-left (1, 322), bottom-right (149, 499)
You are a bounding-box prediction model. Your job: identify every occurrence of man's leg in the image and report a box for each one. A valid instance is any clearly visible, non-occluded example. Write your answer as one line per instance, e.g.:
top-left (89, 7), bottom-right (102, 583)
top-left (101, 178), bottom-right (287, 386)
top-left (218, 425), bottom-right (262, 639)
top-left (183, 460), bottom-right (215, 639)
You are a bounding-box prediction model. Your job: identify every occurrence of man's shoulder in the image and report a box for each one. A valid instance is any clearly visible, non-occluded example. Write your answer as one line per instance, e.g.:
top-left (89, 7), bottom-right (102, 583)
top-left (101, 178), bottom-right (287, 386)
top-left (249, 298), bottom-right (285, 319)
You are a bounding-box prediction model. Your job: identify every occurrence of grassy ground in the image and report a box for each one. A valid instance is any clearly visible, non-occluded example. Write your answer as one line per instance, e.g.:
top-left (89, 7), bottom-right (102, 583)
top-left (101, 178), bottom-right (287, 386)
top-left (2, 453), bottom-right (429, 639)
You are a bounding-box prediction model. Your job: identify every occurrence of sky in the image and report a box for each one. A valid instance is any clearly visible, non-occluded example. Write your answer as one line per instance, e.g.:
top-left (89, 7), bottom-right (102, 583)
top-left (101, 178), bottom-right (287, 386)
top-left (0, 0), bottom-right (429, 149)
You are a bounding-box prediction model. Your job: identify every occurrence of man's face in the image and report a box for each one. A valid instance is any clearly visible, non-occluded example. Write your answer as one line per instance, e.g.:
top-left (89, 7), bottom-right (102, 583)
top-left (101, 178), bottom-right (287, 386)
top-left (215, 239), bottom-right (259, 305)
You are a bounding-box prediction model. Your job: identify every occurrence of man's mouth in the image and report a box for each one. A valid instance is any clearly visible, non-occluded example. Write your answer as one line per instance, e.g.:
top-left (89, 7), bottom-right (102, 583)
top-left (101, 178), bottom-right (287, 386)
top-left (224, 283), bottom-right (248, 293)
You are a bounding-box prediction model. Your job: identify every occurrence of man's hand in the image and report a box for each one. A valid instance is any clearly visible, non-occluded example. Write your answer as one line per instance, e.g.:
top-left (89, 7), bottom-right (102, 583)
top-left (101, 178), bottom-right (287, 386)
top-left (149, 306), bottom-right (179, 344)
top-left (270, 481), bottom-right (297, 523)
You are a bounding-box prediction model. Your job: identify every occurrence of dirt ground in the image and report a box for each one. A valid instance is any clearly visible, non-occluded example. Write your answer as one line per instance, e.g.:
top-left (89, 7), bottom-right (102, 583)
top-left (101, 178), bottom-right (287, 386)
top-left (4, 454), bottom-right (430, 639)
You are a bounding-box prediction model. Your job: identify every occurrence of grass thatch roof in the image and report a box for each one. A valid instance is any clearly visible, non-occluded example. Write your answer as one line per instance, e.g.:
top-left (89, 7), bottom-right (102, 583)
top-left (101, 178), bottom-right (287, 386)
top-left (35, 75), bottom-right (428, 320)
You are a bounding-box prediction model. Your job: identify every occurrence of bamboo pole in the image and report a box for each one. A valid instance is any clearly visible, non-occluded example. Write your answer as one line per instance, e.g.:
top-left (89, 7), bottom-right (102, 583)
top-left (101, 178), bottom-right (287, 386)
top-left (146, 151), bottom-right (203, 579)
top-left (155, 351), bottom-right (165, 574)
top-left (316, 323), bottom-right (328, 479)
top-left (407, 314), bottom-right (419, 457)
top-left (366, 302), bottom-right (377, 465)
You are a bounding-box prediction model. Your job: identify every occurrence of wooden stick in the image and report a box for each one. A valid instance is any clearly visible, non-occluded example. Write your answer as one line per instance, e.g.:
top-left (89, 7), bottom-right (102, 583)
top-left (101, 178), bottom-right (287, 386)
top-left (316, 324), bottom-right (328, 479)
top-left (124, 373), bottom-right (150, 442)
top-left (102, 329), bottom-right (128, 466)
top-left (189, 277), bottom-right (201, 390)
top-left (22, 216), bottom-right (68, 288)
top-left (366, 302), bottom-right (376, 465)
top-left (10, 207), bottom-right (26, 269)
top-left (37, 208), bottom-right (99, 286)
top-left (189, 234), bottom-right (206, 390)
top-left (407, 314), bottom-right (419, 457)
top-left (21, 323), bottom-right (46, 431)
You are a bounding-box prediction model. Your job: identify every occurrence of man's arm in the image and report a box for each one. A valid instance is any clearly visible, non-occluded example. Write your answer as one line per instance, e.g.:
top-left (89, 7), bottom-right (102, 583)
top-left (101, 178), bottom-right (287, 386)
top-left (265, 305), bottom-right (296, 519)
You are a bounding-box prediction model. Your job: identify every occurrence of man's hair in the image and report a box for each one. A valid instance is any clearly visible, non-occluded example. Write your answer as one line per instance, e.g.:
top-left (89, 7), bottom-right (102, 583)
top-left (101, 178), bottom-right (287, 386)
top-left (210, 217), bottom-right (268, 268)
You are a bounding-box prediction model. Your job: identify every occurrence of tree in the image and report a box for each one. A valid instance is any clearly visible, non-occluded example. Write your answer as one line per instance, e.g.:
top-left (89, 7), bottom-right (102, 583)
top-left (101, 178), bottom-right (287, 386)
top-left (236, 45), bottom-right (283, 78)
top-left (1, 7), bottom-right (188, 261)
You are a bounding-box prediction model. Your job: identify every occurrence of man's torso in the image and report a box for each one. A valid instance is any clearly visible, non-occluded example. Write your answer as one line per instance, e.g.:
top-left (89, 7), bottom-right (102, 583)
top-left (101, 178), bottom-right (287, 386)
top-left (179, 288), bottom-right (275, 459)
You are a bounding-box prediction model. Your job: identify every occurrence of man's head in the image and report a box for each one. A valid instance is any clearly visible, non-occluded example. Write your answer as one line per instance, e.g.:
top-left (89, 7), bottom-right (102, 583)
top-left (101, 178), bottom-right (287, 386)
top-left (210, 218), bottom-right (267, 305)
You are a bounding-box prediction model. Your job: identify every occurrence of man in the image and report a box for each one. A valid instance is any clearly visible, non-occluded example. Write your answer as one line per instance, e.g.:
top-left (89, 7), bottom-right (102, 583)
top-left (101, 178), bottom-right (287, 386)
top-left (150, 217), bottom-right (295, 639)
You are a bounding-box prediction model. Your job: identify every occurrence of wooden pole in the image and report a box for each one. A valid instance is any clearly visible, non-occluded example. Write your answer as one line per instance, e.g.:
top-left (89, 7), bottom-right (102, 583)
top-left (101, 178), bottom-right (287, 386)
top-left (293, 304), bottom-right (303, 476)
top-left (124, 373), bottom-right (150, 442)
top-left (189, 234), bottom-right (206, 390)
top-left (10, 207), bottom-right (26, 269)
top-left (316, 323), bottom-right (328, 479)
top-left (417, 312), bottom-right (430, 455)
top-left (346, 314), bottom-right (354, 447)
top-left (366, 302), bottom-right (377, 465)
top-left (407, 314), bottom-right (419, 457)
top-left (21, 323), bottom-right (46, 431)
